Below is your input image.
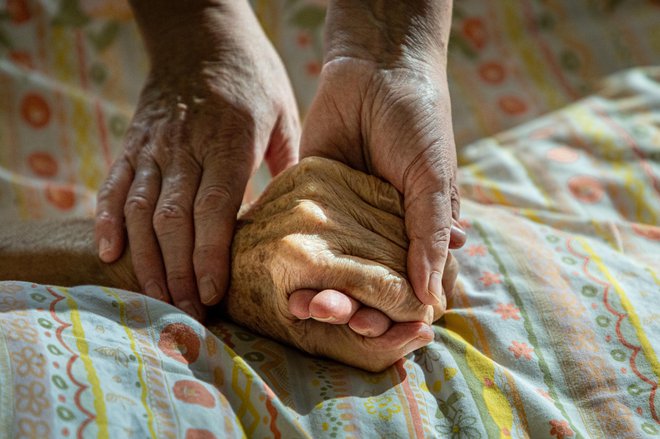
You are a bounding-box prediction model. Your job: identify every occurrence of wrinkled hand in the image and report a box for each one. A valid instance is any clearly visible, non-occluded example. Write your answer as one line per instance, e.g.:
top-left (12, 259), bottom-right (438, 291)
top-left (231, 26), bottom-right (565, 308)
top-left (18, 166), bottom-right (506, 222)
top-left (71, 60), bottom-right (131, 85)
top-left (226, 157), bottom-right (458, 371)
top-left (95, 1), bottom-right (300, 320)
top-left (301, 58), bottom-right (465, 312)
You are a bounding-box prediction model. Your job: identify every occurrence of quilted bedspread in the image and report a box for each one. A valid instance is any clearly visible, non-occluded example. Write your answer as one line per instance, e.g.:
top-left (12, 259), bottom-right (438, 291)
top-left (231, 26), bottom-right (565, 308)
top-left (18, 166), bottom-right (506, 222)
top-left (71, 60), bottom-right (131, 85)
top-left (1, 1), bottom-right (660, 438)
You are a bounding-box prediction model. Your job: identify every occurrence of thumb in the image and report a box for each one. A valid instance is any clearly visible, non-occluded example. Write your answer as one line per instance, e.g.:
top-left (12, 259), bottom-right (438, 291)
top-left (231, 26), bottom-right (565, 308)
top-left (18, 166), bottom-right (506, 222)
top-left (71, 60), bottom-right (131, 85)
top-left (405, 179), bottom-right (461, 307)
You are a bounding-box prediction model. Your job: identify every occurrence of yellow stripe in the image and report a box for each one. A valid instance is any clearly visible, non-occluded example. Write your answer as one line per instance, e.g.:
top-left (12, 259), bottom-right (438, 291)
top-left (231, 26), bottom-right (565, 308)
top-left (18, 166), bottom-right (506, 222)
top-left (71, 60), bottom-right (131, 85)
top-left (103, 288), bottom-right (156, 439)
top-left (59, 287), bottom-right (109, 439)
top-left (228, 345), bottom-right (260, 436)
top-left (502, 2), bottom-right (563, 108)
top-left (445, 315), bottom-right (514, 438)
top-left (577, 239), bottom-right (660, 380)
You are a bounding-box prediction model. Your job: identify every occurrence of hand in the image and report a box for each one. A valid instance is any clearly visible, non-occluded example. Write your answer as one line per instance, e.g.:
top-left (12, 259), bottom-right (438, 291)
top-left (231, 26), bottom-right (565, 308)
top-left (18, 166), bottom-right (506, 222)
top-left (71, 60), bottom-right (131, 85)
top-left (301, 59), bottom-right (465, 311)
top-left (95, 1), bottom-right (300, 320)
top-left (225, 157), bottom-right (457, 371)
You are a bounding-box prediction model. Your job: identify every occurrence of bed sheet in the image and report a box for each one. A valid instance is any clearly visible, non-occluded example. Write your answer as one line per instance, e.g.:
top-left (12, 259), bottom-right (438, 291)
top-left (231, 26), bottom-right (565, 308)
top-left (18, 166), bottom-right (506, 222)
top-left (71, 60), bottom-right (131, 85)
top-left (1, 0), bottom-right (659, 219)
top-left (1, 66), bottom-right (659, 438)
top-left (1, 0), bottom-right (660, 437)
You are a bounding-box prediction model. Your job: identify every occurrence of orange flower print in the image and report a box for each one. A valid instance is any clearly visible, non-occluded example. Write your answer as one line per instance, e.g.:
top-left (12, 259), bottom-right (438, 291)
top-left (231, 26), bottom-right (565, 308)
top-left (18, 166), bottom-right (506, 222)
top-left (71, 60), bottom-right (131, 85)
top-left (17, 418), bottom-right (50, 438)
top-left (20, 93), bottom-right (51, 128)
top-left (11, 346), bottom-right (46, 378)
top-left (28, 152), bottom-right (58, 178)
top-left (631, 223), bottom-right (660, 241)
top-left (508, 341), bottom-right (533, 360)
top-left (296, 31), bottom-right (311, 48)
top-left (462, 17), bottom-right (488, 49)
top-left (16, 381), bottom-right (49, 416)
top-left (9, 51), bottom-right (33, 69)
top-left (185, 429), bottom-right (217, 439)
top-left (158, 323), bottom-right (201, 365)
top-left (81, 0), bottom-right (133, 21)
top-left (173, 380), bottom-right (216, 408)
top-left (495, 303), bottom-right (521, 320)
top-left (546, 146), bottom-right (579, 163)
top-left (567, 175), bottom-right (604, 203)
top-left (498, 96), bottom-right (528, 116)
top-left (306, 61), bottom-right (321, 76)
top-left (8, 0), bottom-right (31, 24)
top-left (479, 62), bottom-right (505, 84)
top-left (479, 271), bottom-right (501, 287)
top-left (6, 318), bottom-right (38, 343)
top-left (549, 419), bottom-right (574, 438)
top-left (466, 245), bottom-right (487, 257)
top-left (45, 184), bottom-right (76, 210)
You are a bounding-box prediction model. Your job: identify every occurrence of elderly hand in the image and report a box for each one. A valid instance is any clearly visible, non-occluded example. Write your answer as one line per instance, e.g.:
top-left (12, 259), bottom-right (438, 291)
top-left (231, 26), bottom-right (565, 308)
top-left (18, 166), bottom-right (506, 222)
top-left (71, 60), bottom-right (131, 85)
top-left (226, 157), bottom-right (458, 371)
top-left (301, 1), bottom-right (465, 313)
top-left (95, 0), bottom-right (300, 320)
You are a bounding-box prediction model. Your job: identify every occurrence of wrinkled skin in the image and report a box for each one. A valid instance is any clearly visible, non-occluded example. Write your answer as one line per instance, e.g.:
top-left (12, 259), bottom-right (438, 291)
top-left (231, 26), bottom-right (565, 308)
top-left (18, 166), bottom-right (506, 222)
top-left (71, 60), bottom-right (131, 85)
top-left (224, 157), bottom-right (459, 371)
top-left (302, 58), bottom-right (464, 311)
top-left (95, 1), bottom-right (300, 320)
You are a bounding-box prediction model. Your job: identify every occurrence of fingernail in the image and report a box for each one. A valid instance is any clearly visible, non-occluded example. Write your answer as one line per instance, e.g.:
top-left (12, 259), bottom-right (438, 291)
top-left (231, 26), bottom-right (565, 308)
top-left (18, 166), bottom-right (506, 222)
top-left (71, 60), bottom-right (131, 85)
top-left (178, 300), bottom-right (200, 320)
top-left (427, 271), bottom-right (444, 305)
top-left (419, 324), bottom-right (435, 340)
top-left (199, 276), bottom-right (218, 305)
top-left (144, 280), bottom-right (165, 301)
top-left (450, 224), bottom-right (467, 248)
top-left (99, 238), bottom-right (112, 261)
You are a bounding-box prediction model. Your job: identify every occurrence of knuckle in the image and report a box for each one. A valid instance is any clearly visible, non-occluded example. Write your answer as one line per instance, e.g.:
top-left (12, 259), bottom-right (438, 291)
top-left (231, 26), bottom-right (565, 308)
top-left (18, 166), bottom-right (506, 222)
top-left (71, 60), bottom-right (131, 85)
top-left (153, 202), bottom-right (189, 233)
top-left (194, 185), bottom-right (234, 216)
top-left (193, 243), bottom-right (225, 267)
top-left (292, 200), bottom-right (328, 226)
top-left (95, 209), bottom-right (121, 227)
top-left (427, 227), bottom-right (452, 252)
top-left (166, 270), bottom-right (194, 289)
top-left (124, 194), bottom-right (154, 218)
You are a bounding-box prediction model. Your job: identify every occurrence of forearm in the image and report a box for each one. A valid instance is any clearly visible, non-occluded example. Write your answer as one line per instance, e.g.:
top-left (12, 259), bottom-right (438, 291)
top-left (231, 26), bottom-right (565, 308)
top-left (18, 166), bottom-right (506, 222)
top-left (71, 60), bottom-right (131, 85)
top-left (0, 219), bottom-right (138, 290)
top-left (128, 0), bottom-right (261, 67)
top-left (324, 0), bottom-right (453, 69)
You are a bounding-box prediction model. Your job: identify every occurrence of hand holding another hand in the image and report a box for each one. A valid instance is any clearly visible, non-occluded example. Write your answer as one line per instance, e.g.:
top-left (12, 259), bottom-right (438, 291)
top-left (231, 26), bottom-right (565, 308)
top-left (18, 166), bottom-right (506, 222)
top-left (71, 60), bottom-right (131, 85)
top-left (226, 157), bottom-right (459, 371)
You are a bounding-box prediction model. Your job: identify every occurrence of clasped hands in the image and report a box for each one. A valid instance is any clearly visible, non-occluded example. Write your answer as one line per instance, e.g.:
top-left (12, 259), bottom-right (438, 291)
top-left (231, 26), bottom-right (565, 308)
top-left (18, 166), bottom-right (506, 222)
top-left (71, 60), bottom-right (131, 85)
top-left (224, 157), bottom-right (458, 371)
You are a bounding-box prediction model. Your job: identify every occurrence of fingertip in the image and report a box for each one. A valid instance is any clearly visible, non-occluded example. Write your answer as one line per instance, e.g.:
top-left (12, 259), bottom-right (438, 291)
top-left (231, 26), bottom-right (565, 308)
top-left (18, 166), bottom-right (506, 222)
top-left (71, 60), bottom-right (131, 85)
top-left (199, 275), bottom-right (222, 305)
top-left (309, 289), bottom-right (359, 324)
top-left (288, 289), bottom-right (316, 319)
top-left (348, 307), bottom-right (391, 337)
top-left (98, 235), bottom-right (123, 263)
top-left (449, 222), bottom-right (467, 249)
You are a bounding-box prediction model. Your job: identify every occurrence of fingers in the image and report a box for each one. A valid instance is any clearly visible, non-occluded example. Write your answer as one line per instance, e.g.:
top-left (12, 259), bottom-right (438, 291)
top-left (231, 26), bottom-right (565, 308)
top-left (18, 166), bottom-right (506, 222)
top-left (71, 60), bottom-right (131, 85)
top-left (289, 289), bottom-right (392, 338)
top-left (307, 289), bottom-right (360, 324)
top-left (348, 308), bottom-right (391, 337)
top-left (283, 238), bottom-right (432, 323)
top-left (450, 219), bottom-right (467, 249)
top-left (153, 156), bottom-right (203, 319)
top-left (405, 188), bottom-right (454, 307)
top-left (193, 156), bottom-right (248, 306)
top-left (300, 320), bottom-right (434, 372)
top-left (124, 156), bottom-right (168, 301)
top-left (95, 156), bottom-right (133, 263)
top-left (288, 289), bottom-right (316, 319)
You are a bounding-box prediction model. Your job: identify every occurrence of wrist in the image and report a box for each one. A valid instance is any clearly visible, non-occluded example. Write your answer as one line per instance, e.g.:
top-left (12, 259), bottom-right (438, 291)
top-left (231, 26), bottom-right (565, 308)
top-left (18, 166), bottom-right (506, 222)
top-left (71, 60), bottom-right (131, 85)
top-left (324, 0), bottom-right (452, 70)
top-left (129, 0), bottom-right (256, 68)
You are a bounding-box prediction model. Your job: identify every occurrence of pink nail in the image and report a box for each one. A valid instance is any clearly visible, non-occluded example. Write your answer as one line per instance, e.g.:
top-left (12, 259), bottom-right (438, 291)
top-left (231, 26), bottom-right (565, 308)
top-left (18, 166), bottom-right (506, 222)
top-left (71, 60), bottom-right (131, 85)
top-left (99, 238), bottom-right (112, 261)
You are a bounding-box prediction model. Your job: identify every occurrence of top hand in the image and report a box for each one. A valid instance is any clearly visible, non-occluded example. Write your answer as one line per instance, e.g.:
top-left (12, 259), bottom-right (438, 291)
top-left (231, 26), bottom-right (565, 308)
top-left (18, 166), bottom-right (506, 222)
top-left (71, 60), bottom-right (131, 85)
top-left (94, 0), bottom-right (300, 319)
top-left (301, 0), bottom-right (465, 311)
